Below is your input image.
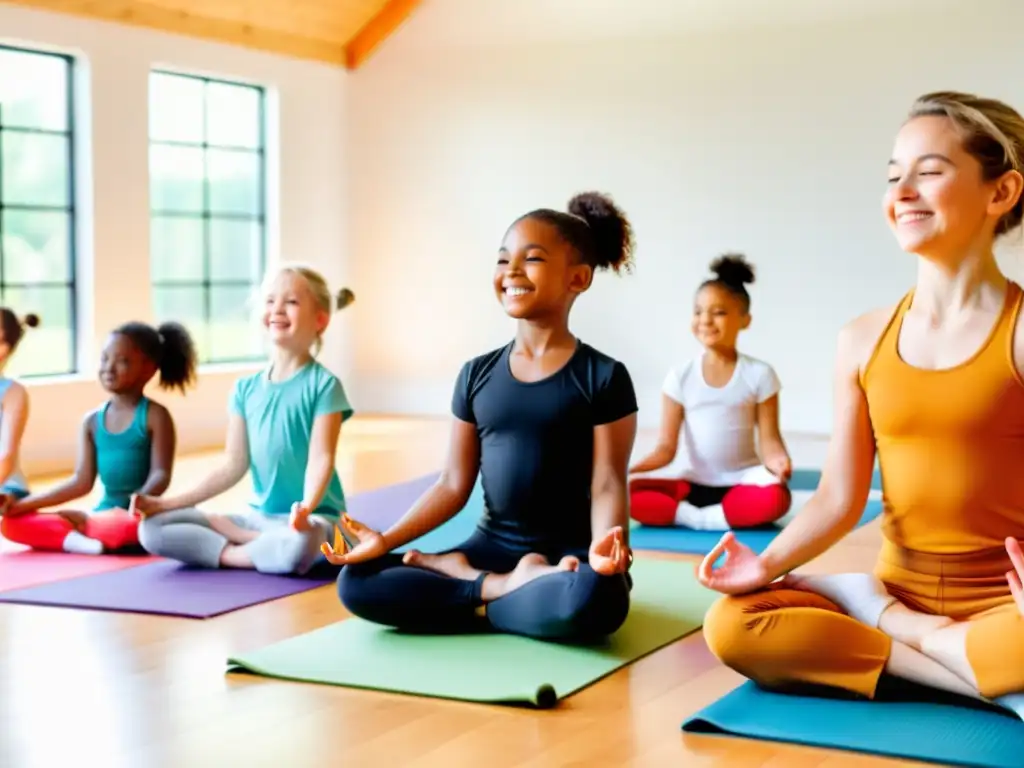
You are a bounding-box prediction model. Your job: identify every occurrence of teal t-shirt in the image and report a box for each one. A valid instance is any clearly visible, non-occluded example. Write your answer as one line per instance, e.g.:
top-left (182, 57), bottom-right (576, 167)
top-left (94, 397), bottom-right (152, 511)
top-left (231, 361), bottom-right (353, 518)
top-left (0, 377), bottom-right (28, 496)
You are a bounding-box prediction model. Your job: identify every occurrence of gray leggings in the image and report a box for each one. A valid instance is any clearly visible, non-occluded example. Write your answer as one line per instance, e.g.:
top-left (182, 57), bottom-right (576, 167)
top-left (137, 508), bottom-right (332, 575)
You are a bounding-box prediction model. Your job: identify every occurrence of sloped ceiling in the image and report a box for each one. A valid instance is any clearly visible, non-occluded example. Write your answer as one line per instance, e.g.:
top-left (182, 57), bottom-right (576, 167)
top-left (0, 0), bottom-right (421, 67)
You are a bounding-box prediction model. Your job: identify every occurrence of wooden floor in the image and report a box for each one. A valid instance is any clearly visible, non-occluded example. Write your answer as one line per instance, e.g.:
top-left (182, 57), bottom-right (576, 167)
top-left (0, 416), bottom-right (924, 768)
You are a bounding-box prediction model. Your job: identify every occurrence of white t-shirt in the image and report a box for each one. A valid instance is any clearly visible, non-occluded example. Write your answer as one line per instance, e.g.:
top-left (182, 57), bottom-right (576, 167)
top-left (662, 353), bottom-right (781, 486)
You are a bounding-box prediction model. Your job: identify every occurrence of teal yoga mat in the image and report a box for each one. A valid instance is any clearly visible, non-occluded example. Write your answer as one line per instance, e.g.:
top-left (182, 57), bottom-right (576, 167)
top-left (226, 558), bottom-right (716, 707)
top-left (682, 680), bottom-right (1024, 768)
top-left (630, 467), bottom-right (883, 556)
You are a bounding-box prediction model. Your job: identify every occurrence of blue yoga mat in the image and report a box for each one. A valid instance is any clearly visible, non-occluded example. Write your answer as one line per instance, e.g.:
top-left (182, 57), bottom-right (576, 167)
top-left (630, 467), bottom-right (883, 556)
top-left (682, 680), bottom-right (1024, 768)
top-left (394, 481), bottom-right (485, 553)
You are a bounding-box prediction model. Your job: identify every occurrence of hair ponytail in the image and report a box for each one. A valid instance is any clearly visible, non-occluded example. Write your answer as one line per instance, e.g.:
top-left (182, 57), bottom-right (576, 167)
top-left (0, 308), bottom-right (39, 353)
top-left (335, 288), bottom-right (355, 311)
top-left (154, 322), bottom-right (198, 393)
top-left (113, 320), bottom-right (198, 394)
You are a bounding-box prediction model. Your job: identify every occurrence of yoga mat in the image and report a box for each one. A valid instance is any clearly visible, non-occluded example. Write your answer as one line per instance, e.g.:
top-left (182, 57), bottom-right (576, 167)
top-left (682, 679), bottom-right (1024, 768)
top-left (226, 558), bottom-right (715, 707)
top-left (345, 472), bottom-right (439, 530)
top-left (0, 559), bottom-right (335, 617)
top-left (0, 548), bottom-right (156, 593)
top-left (393, 480), bottom-right (485, 553)
top-left (0, 477), bottom-right (478, 616)
top-left (630, 468), bottom-right (884, 556)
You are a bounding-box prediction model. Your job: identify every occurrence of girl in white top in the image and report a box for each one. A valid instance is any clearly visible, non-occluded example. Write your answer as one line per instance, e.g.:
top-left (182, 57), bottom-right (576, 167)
top-left (629, 254), bottom-right (793, 530)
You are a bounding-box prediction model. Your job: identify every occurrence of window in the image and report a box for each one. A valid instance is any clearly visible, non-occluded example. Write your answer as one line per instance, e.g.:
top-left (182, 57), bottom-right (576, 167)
top-left (148, 71), bottom-right (266, 364)
top-left (0, 45), bottom-right (77, 377)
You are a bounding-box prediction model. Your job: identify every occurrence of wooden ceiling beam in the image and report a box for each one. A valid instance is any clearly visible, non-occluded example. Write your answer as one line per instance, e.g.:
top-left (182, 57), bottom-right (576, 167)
top-left (343, 0), bottom-right (421, 70)
top-left (2, 0), bottom-right (347, 64)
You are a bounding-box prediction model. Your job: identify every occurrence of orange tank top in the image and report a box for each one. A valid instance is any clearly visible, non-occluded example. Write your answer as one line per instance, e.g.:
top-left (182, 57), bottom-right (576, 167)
top-left (862, 281), bottom-right (1024, 554)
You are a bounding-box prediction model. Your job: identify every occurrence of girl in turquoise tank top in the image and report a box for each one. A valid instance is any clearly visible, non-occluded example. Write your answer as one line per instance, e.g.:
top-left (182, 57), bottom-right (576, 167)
top-left (1, 321), bottom-right (197, 554)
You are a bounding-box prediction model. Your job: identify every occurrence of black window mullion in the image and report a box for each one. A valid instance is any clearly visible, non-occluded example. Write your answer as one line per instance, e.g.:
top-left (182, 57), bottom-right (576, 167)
top-left (150, 70), bottom-right (266, 365)
top-left (0, 47), bottom-right (78, 377)
top-left (257, 86), bottom-right (267, 272)
top-left (201, 78), bottom-right (212, 361)
top-left (65, 53), bottom-right (78, 374)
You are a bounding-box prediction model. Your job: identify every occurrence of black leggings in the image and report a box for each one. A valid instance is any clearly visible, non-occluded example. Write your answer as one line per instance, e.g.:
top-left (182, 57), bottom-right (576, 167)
top-left (337, 531), bottom-right (632, 643)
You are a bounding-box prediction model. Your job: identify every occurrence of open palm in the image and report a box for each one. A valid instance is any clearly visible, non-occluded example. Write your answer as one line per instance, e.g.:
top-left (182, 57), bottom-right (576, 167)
top-left (698, 532), bottom-right (771, 595)
top-left (321, 513), bottom-right (389, 565)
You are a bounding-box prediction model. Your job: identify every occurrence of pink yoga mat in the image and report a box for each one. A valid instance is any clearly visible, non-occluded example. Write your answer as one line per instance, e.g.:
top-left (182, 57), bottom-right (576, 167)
top-left (0, 548), bottom-right (156, 593)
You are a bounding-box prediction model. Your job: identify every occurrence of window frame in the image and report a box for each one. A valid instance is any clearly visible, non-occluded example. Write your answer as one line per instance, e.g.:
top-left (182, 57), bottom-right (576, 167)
top-left (148, 69), bottom-right (268, 366)
top-left (0, 43), bottom-right (79, 378)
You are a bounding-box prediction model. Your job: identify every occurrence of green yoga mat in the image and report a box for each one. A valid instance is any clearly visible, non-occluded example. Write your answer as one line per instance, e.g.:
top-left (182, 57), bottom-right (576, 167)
top-left (683, 680), bottom-right (1024, 768)
top-left (226, 558), bottom-right (715, 707)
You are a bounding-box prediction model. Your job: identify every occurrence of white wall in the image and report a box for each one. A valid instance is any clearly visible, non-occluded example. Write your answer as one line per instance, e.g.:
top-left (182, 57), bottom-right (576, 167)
top-left (0, 6), bottom-right (352, 474)
top-left (345, 0), bottom-right (1024, 435)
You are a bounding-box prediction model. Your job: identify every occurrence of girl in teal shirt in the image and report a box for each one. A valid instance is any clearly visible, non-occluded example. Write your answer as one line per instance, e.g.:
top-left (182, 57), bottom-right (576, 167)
top-left (133, 265), bottom-right (355, 576)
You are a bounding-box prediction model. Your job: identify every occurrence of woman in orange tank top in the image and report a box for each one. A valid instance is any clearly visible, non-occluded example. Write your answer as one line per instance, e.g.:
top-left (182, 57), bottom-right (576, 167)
top-left (699, 91), bottom-right (1024, 719)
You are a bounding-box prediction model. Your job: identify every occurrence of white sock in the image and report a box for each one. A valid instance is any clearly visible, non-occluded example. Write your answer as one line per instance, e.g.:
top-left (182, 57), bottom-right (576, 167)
top-left (788, 573), bottom-right (898, 628)
top-left (62, 531), bottom-right (104, 555)
top-left (993, 692), bottom-right (1024, 721)
top-left (674, 502), bottom-right (730, 531)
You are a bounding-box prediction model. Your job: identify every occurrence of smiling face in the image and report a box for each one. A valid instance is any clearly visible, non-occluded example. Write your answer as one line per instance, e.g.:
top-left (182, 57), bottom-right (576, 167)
top-left (884, 114), bottom-right (1022, 260)
top-left (493, 217), bottom-right (591, 320)
top-left (99, 333), bottom-right (154, 394)
top-left (262, 270), bottom-right (329, 353)
top-left (691, 283), bottom-right (749, 351)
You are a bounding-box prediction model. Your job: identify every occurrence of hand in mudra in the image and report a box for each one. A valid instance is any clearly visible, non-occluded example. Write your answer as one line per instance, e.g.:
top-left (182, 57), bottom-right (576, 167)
top-left (589, 526), bottom-right (630, 575)
top-left (320, 513), bottom-right (389, 565)
top-left (129, 493), bottom-right (165, 518)
top-left (1007, 537), bottom-right (1024, 616)
top-left (766, 453), bottom-right (793, 482)
top-left (698, 531), bottom-right (772, 595)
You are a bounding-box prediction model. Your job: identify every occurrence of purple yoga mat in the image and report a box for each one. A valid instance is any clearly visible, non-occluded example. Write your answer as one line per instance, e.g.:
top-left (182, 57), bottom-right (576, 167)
top-left (344, 472), bottom-right (439, 530)
top-left (0, 474), bottom-right (441, 618)
top-left (0, 559), bottom-right (335, 617)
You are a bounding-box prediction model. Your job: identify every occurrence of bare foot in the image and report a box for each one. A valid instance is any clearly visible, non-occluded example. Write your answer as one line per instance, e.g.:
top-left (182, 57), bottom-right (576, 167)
top-left (879, 602), bottom-right (955, 650)
top-left (785, 572), bottom-right (898, 628)
top-left (219, 544), bottom-right (255, 569)
top-left (402, 550), bottom-right (483, 581)
top-left (207, 514), bottom-right (260, 545)
top-left (57, 510), bottom-right (89, 532)
top-left (481, 553), bottom-right (578, 602)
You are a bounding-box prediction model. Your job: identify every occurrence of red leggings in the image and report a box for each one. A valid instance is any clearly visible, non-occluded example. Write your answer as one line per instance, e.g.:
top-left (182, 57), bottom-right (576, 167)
top-left (0, 509), bottom-right (140, 552)
top-left (629, 478), bottom-right (791, 528)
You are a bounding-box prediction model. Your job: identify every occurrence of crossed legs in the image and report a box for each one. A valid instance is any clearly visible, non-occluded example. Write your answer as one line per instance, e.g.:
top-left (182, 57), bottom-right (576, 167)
top-left (338, 531), bottom-right (632, 642)
top-left (138, 508), bottom-right (332, 575)
top-left (786, 572), bottom-right (1024, 705)
top-left (630, 465), bottom-right (791, 530)
top-left (1, 509), bottom-right (140, 554)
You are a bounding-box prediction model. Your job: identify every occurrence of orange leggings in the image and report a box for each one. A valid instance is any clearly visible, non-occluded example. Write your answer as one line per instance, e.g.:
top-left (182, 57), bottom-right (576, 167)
top-left (704, 539), bottom-right (1024, 699)
top-left (1, 509), bottom-right (140, 552)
